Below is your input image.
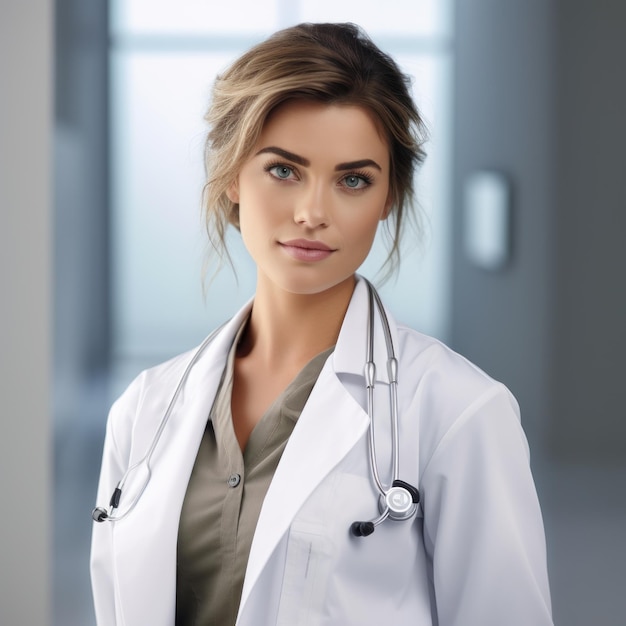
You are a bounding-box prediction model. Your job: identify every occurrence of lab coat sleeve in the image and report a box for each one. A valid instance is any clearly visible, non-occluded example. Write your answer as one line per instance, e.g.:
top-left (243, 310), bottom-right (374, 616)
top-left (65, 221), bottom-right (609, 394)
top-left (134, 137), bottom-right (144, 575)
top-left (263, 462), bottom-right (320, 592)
top-left (90, 377), bottom-right (141, 625)
top-left (421, 384), bottom-right (553, 625)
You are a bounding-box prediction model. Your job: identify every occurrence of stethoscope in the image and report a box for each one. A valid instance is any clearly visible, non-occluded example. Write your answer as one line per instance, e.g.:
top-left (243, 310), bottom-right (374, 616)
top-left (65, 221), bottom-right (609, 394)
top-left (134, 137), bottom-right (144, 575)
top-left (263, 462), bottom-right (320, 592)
top-left (92, 279), bottom-right (420, 536)
top-left (349, 280), bottom-right (420, 536)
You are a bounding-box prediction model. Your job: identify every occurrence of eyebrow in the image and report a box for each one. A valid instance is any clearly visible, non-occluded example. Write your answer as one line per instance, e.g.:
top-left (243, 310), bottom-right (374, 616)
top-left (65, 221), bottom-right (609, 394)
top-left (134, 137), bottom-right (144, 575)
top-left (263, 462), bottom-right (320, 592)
top-left (255, 147), bottom-right (382, 172)
top-left (335, 159), bottom-right (382, 172)
top-left (255, 147), bottom-right (309, 166)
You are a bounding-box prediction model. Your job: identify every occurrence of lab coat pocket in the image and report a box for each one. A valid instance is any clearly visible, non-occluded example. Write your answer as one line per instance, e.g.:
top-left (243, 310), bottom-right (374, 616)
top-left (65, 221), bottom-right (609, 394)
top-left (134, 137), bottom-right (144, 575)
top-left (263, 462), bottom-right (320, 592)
top-left (276, 465), bottom-right (432, 625)
top-left (277, 524), bottom-right (333, 626)
top-left (325, 471), bottom-right (433, 625)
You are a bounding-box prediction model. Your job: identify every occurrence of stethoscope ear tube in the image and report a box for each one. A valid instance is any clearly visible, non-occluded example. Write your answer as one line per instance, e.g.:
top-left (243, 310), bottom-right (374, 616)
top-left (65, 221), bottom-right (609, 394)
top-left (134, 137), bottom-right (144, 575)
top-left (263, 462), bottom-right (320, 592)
top-left (91, 485), bottom-right (123, 522)
top-left (92, 324), bottom-right (225, 523)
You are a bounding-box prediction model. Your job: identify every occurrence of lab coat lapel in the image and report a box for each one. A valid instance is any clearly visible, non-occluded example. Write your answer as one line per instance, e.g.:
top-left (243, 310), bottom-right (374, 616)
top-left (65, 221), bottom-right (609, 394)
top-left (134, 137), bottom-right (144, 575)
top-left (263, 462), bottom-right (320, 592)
top-left (239, 277), bottom-right (392, 613)
top-left (239, 365), bottom-right (370, 613)
top-left (113, 302), bottom-right (252, 626)
top-left (333, 276), bottom-right (399, 384)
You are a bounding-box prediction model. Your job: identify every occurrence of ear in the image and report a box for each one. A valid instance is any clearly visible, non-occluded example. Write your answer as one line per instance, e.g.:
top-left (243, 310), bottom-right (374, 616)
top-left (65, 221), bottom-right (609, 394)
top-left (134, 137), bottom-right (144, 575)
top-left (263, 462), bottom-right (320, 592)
top-left (226, 180), bottom-right (240, 204)
top-left (380, 192), bottom-right (393, 220)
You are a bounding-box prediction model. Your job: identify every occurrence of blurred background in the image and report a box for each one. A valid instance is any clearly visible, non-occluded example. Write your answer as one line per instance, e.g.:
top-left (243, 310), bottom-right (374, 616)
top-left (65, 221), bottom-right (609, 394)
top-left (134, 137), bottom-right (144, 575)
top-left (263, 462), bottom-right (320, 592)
top-left (1, 0), bottom-right (625, 624)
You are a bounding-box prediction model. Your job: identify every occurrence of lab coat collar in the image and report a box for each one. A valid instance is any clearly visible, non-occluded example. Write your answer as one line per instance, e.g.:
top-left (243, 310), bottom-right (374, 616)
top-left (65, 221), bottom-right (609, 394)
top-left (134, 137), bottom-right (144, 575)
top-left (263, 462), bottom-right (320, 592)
top-left (205, 275), bottom-right (397, 387)
top-left (332, 275), bottom-right (400, 384)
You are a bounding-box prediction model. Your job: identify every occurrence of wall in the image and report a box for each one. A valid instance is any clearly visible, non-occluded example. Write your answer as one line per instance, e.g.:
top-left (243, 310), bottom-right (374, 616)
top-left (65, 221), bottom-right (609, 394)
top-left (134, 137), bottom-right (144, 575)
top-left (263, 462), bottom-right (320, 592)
top-left (451, 6), bottom-right (626, 620)
top-left (451, 0), bottom-right (557, 456)
top-left (552, 0), bottom-right (626, 462)
top-left (452, 0), bottom-right (626, 465)
top-left (54, 0), bottom-right (110, 428)
top-left (0, 1), bottom-right (53, 623)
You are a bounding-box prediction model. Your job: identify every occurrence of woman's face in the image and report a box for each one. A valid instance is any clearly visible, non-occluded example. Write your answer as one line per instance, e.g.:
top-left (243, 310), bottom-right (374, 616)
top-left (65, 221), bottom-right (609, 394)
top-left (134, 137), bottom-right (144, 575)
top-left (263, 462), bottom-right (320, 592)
top-left (229, 99), bottom-right (391, 296)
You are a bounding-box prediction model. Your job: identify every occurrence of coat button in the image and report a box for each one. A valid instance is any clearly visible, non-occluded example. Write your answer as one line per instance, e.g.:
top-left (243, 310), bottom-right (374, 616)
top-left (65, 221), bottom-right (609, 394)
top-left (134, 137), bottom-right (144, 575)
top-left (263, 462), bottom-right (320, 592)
top-left (227, 473), bottom-right (241, 488)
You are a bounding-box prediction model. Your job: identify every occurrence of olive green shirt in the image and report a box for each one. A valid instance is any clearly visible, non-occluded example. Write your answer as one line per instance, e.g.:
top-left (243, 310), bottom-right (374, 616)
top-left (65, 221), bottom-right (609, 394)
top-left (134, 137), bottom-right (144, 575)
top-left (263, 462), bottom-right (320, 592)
top-left (175, 325), bottom-right (333, 626)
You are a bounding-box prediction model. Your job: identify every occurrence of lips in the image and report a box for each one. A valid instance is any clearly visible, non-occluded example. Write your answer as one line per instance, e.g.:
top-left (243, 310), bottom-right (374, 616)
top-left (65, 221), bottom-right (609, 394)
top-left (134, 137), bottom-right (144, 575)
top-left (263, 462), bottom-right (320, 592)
top-left (279, 238), bottom-right (335, 262)
top-left (281, 238), bottom-right (333, 251)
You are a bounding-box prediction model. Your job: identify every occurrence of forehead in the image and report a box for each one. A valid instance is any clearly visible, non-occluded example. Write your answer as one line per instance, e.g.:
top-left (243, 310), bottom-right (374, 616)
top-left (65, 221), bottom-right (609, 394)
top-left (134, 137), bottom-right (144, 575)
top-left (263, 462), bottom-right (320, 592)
top-left (256, 100), bottom-right (390, 165)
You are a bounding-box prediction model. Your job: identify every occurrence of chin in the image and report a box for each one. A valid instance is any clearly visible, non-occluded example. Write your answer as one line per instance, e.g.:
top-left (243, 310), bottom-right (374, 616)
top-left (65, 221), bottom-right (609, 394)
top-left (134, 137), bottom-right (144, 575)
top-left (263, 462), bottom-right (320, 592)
top-left (270, 271), bottom-right (356, 297)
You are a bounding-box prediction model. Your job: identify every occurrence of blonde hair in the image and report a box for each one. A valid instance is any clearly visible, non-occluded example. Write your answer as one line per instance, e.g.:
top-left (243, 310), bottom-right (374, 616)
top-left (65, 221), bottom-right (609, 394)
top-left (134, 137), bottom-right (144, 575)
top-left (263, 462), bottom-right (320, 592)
top-left (203, 22), bottom-right (427, 281)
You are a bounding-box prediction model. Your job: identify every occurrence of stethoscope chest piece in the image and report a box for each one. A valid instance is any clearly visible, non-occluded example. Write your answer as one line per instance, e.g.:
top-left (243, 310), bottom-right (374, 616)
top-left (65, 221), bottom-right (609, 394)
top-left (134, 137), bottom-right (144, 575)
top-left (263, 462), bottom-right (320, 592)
top-left (379, 479), bottom-right (420, 521)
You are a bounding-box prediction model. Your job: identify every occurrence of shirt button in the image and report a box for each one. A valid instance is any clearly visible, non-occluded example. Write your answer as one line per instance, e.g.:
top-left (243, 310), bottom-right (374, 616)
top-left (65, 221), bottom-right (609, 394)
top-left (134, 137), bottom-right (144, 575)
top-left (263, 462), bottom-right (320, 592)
top-left (227, 473), bottom-right (241, 488)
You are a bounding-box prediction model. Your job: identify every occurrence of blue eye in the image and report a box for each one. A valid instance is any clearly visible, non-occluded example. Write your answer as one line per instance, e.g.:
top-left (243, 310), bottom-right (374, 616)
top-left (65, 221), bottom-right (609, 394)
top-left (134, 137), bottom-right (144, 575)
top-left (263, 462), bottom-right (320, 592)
top-left (342, 174), bottom-right (371, 190)
top-left (269, 164), bottom-right (294, 180)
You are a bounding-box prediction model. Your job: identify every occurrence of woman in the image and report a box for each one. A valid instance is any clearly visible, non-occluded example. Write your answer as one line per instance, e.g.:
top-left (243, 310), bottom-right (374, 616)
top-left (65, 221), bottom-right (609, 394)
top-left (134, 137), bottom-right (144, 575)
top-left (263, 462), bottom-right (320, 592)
top-left (91, 23), bottom-right (553, 626)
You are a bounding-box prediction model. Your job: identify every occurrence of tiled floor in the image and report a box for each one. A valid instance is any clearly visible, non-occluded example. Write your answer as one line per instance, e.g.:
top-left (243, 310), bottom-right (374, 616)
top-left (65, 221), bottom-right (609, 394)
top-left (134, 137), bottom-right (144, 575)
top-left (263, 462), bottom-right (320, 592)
top-left (54, 414), bottom-right (626, 625)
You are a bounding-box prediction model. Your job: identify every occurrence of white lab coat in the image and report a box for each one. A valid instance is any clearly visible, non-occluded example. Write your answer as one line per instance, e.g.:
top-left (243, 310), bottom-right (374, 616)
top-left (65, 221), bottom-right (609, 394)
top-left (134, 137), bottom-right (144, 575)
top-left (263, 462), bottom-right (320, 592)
top-left (91, 277), bottom-right (553, 625)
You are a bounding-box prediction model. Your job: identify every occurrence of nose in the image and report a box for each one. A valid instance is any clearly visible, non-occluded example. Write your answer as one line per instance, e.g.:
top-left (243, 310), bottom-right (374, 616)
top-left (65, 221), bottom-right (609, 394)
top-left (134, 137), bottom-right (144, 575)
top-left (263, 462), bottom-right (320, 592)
top-left (293, 180), bottom-right (330, 228)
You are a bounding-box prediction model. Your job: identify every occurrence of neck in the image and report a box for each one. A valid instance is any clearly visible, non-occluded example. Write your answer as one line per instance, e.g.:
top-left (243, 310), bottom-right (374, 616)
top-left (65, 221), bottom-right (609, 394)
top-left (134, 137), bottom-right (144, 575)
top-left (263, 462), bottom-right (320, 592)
top-left (240, 274), bottom-right (356, 370)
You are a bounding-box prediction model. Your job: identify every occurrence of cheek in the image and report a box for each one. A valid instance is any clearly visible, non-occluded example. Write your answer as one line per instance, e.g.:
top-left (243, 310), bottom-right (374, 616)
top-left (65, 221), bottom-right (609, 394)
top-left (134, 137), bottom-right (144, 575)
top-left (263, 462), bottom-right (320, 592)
top-left (239, 181), bottom-right (288, 217)
top-left (238, 187), bottom-right (267, 227)
top-left (238, 186), bottom-right (286, 250)
top-left (355, 220), bottom-right (381, 253)
top-left (346, 203), bottom-right (386, 245)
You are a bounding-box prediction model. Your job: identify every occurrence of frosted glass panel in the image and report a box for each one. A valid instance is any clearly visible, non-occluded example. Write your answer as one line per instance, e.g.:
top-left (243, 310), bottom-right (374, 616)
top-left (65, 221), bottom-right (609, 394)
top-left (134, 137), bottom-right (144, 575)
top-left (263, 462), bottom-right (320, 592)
top-left (110, 50), bottom-right (256, 363)
top-left (299, 0), bottom-right (453, 38)
top-left (110, 0), bottom-right (279, 35)
top-left (110, 0), bottom-right (453, 38)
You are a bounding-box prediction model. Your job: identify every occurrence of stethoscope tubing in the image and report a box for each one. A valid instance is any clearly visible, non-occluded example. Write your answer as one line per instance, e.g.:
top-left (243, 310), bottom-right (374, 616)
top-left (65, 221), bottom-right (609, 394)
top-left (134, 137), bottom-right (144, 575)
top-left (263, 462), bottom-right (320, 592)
top-left (92, 324), bottom-right (225, 523)
top-left (362, 279), bottom-right (407, 530)
top-left (93, 282), bottom-right (418, 533)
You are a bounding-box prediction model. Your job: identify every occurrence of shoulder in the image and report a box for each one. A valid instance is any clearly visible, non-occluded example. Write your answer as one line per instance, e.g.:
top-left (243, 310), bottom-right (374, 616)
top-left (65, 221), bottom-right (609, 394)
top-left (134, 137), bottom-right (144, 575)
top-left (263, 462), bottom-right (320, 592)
top-left (105, 306), bottom-right (250, 441)
top-left (394, 324), bottom-right (522, 464)
top-left (106, 347), bottom-right (198, 443)
top-left (115, 348), bottom-right (196, 412)
top-left (395, 324), bottom-right (510, 400)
